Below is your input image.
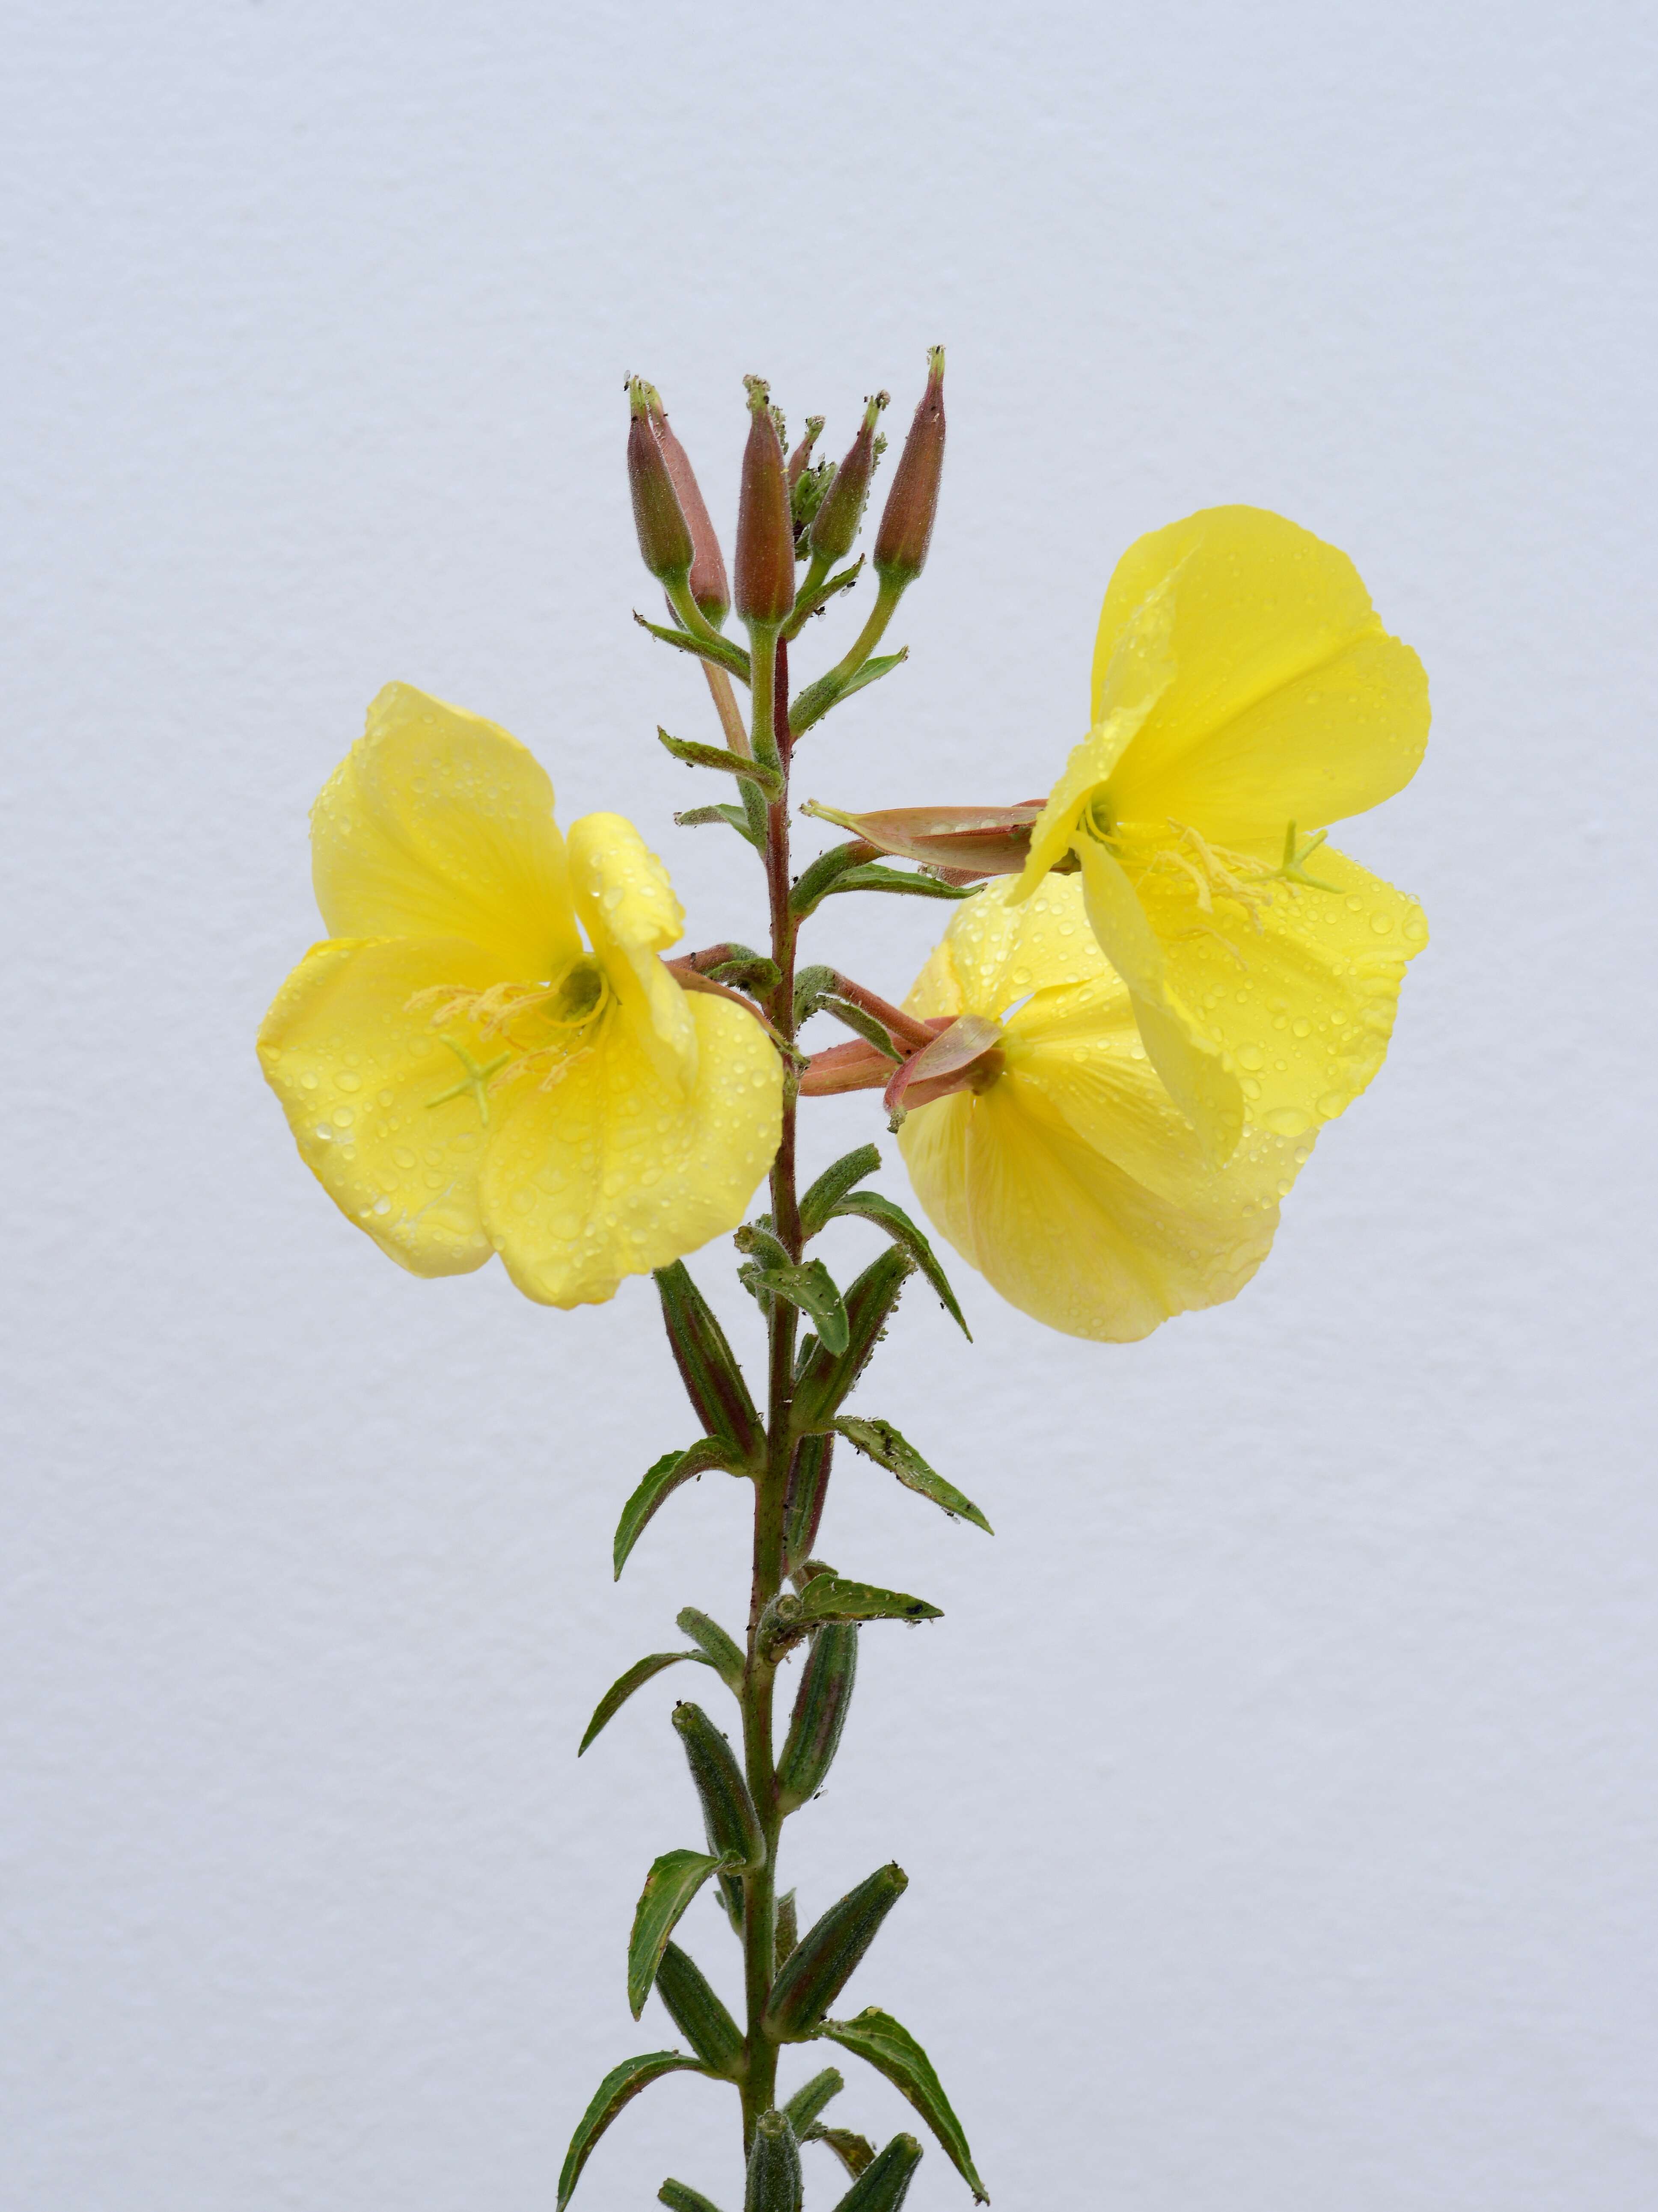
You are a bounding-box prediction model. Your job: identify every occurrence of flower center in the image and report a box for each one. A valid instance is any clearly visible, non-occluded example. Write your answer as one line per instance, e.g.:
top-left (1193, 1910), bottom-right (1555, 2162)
top-left (408, 956), bottom-right (614, 1119)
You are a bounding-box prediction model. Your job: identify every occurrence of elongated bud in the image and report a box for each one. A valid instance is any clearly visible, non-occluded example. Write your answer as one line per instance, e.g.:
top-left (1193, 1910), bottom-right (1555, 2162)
top-left (627, 377), bottom-right (694, 583)
top-left (873, 349), bottom-right (945, 585)
top-left (654, 1262), bottom-right (764, 1465)
top-left (654, 1941), bottom-right (745, 2079)
top-left (735, 376), bottom-right (796, 626)
top-left (781, 2064), bottom-right (841, 2136)
top-left (774, 1888), bottom-right (800, 1974)
top-left (646, 389), bottom-right (731, 626)
top-left (762, 1863), bottom-right (907, 2041)
top-left (782, 1431), bottom-right (833, 1575)
top-left (745, 2110), bottom-right (803, 2212)
top-left (810, 392), bottom-right (889, 565)
top-left (674, 1701), bottom-right (766, 1872)
top-left (660, 2184), bottom-right (726, 2212)
top-left (787, 417), bottom-right (824, 489)
top-left (833, 2134), bottom-right (923, 2211)
top-left (776, 1623), bottom-right (858, 1812)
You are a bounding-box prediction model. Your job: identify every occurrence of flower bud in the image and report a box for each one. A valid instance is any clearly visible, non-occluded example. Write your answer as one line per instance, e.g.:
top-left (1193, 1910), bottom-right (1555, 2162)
top-left (762, 1863), bottom-right (907, 2042)
top-left (734, 375), bottom-right (796, 627)
top-left (744, 2109), bottom-right (803, 2212)
top-left (646, 387), bottom-right (731, 625)
top-left (873, 348), bottom-right (945, 586)
top-left (776, 1621), bottom-right (858, 1812)
top-left (832, 2134), bottom-right (924, 2211)
top-left (673, 1700), bottom-right (767, 1873)
top-left (787, 416), bottom-right (824, 490)
top-left (810, 392), bottom-right (889, 566)
top-left (626, 376), bottom-right (693, 584)
top-left (654, 1941), bottom-right (745, 2079)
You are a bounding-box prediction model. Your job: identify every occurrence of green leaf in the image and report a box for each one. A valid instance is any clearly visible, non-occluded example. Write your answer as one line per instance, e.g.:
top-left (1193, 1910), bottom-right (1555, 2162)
top-left (799, 1144), bottom-right (883, 1239)
top-left (660, 2183), bottom-right (728, 2212)
top-left (615, 1439), bottom-right (740, 1582)
top-left (818, 996), bottom-right (904, 1060)
top-left (675, 1607), bottom-right (745, 1693)
top-left (774, 1888), bottom-right (800, 1975)
top-left (793, 1575), bottom-right (942, 1628)
top-left (634, 609), bottom-right (751, 681)
top-left (824, 1190), bottom-right (970, 1338)
top-left (557, 2049), bottom-right (709, 2210)
top-left (783, 2066), bottom-right (843, 2135)
top-left (654, 1262), bottom-right (764, 1464)
top-left (792, 964), bottom-right (838, 1028)
top-left (735, 1231), bottom-right (850, 1355)
top-left (792, 650), bottom-right (909, 734)
top-left (657, 726), bottom-right (781, 797)
top-left (830, 1418), bottom-right (992, 1535)
top-left (701, 944), bottom-right (782, 994)
top-left (817, 2010), bottom-right (987, 2203)
top-left (793, 1248), bottom-right (915, 1432)
top-left (820, 863), bottom-right (973, 901)
top-left (674, 802), bottom-right (762, 851)
top-left (790, 842), bottom-right (880, 918)
top-left (826, 2133), bottom-right (924, 2209)
top-left (579, 1650), bottom-right (713, 1755)
top-left (804, 2127), bottom-right (876, 2181)
top-left (627, 1849), bottom-right (741, 2019)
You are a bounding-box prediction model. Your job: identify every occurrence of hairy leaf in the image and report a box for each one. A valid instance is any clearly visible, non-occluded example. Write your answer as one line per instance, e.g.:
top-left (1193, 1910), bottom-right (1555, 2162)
top-left (831, 1417), bottom-right (992, 1534)
top-left (615, 1439), bottom-right (739, 1581)
top-left (557, 2049), bottom-right (709, 2210)
top-left (579, 1649), bottom-right (713, 1755)
top-left (627, 1850), bottom-right (742, 2020)
top-left (817, 2010), bottom-right (987, 2203)
top-left (823, 1189), bottom-right (969, 1337)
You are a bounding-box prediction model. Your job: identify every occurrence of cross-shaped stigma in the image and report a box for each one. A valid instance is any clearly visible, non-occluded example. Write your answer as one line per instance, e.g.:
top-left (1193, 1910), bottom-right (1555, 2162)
top-left (425, 1036), bottom-right (513, 1125)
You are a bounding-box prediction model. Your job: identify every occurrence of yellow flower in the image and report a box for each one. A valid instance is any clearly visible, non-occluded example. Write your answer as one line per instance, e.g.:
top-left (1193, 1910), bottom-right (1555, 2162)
top-left (895, 873), bottom-right (1311, 1342)
top-left (1013, 506), bottom-right (1430, 1162)
top-left (257, 684), bottom-right (782, 1307)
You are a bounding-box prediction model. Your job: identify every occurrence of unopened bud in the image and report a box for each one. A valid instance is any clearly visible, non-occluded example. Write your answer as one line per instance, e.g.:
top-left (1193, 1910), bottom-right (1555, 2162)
top-left (673, 1700), bottom-right (766, 1872)
top-left (810, 392), bottom-right (889, 566)
top-left (646, 389), bottom-right (731, 625)
top-left (762, 1863), bottom-right (908, 2042)
top-left (832, 2134), bottom-right (924, 2212)
top-left (745, 2109), bottom-right (803, 2212)
top-left (873, 348), bottom-right (945, 585)
top-left (787, 417), bottom-right (825, 489)
top-left (627, 377), bottom-right (694, 584)
top-left (734, 376), bottom-right (796, 627)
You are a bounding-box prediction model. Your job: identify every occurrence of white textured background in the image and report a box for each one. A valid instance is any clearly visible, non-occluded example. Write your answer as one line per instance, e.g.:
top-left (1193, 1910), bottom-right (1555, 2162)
top-left (4, 3), bottom-right (1654, 2206)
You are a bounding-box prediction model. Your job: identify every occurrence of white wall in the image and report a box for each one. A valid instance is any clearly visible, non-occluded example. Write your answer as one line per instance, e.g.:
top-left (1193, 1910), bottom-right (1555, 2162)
top-left (4, 3), bottom-right (1654, 2206)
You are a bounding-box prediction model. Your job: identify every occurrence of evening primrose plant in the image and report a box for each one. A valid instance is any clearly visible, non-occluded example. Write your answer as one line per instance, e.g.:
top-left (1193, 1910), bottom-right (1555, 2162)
top-left (257, 353), bottom-right (1429, 2211)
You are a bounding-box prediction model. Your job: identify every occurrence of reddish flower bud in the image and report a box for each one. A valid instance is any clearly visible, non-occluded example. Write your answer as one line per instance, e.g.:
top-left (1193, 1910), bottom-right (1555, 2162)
top-left (787, 416), bottom-right (825, 490)
top-left (734, 375), bottom-right (796, 628)
top-left (873, 347), bottom-right (945, 586)
top-left (625, 376), bottom-right (693, 584)
top-left (645, 387), bottom-right (731, 626)
top-left (809, 391), bottom-right (889, 566)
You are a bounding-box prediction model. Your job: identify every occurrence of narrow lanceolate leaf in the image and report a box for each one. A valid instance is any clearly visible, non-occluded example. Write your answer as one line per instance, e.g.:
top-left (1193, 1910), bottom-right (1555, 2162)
top-left (676, 1607), bottom-right (746, 1693)
top-left (782, 2066), bottom-right (843, 2135)
top-left (790, 842), bottom-right (882, 919)
top-left (829, 2133), bottom-right (924, 2211)
top-left (657, 726), bottom-right (782, 797)
top-left (673, 1702), bottom-right (766, 1872)
top-left (654, 1942), bottom-right (745, 2079)
top-left (579, 1650), bottom-right (713, 1755)
top-left (655, 1263), bottom-right (764, 1464)
top-left (744, 2109), bottom-right (803, 2212)
top-left (783, 1433), bottom-right (834, 1577)
top-left (557, 2050), bottom-right (709, 2210)
top-left (736, 1231), bottom-right (850, 1355)
top-left (823, 1190), bottom-right (970, 1338)
top-left (776, 1623), bottom-right (859, 1812)
top-left (818, 2010), bottom-right (987, 2203)
top-left (799, 1143), bottom-right (883, 1239)
top-left (792, 649), bottom-right (908, 735)
top-left (793, 1248), bottom-right (915, 1432)
top-left (675, 801), bottom-right (763, 850)
top-left (763, 1865), bottom-right (908, 2042)
top-left (793, 1575), bottom-right (941, 1628)
top-left (660, 2182), bottom-right (728, 2212)
top-left (615, 1439), bottom-right (738, 1581)
top-left (633, 608), bottom-right (751, 681)
top-left (805, 2127), bottom-right (876, 2181)
top-left (831, 1417), bottom-right (992, 1535)
top-left (627, 1850), bottom-right (740, 2019)
top-left (792, 964), bottom-right (838, 1029)
top-left (818, 862), bottom-right (972, 902)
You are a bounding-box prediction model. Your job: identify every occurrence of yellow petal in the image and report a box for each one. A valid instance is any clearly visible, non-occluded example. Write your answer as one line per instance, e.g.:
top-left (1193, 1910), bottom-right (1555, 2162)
top-left (480, 993), bottom-right (781, 1308)
top-left (1131, 833), bottom-right (1430, 1135)
top-left (566, 812), bottom-right (697, 1089)
top-left (311, 683), bottom-right (582, 980)
top-left (256, 934), bottom-right (509, 1276)
top-left (1092, 507), bottom-right (1429, 846)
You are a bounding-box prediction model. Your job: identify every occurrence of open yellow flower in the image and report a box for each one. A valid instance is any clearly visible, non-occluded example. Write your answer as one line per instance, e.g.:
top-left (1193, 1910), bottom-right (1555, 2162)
top-left (895, 874), bottom-right (1312, 1342)
top-left (257, 684), bottom-right (782, 1307)
top-left (1013, 506), bottom-right (1430, 1162)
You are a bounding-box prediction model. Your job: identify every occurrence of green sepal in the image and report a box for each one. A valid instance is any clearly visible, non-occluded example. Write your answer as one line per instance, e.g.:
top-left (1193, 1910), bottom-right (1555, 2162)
top-left (805, 2128), bottom-right (876, 2181)
top-left (673, 1701), bottom-right (766, 1873)
top-left (817, 2009), bottom-right (987, 2203)
top-left (782, 2065), bottom-right (842, 2135)
top-left (819, 863), bottom-right (973, 902)
top-left (654, 1940), bottom-right (746, 2079)
top-left (634, 609), bottom-right (751, 682)
top-left (822, 1189), bottom-right (970, 1338)
top-left (615, 1439), bottom-right (740, 1581)
top-left (657, 726), bottom-right (781, 798)
top-left (654, 1263), bottom-right (764, 1463)
top-left (763, 1864), bottom-right (908, 2042)
top-left (827, 2133), bottom-right (923, 2210)
top-left (627, 1849), bottom-right (743, 2019)
top-left (774, 1889), bottom-right (800, 1976)
top-left (776, 1622), bottom-right (859, 1812)
top-left (799, 1143), bottom-right (883, 1239)
top-left (674, 802), bottom-right (762, 851)
top-left (831, 1417), bottom-right (992, 1534)
top-left (578, 1649), bottom-right (713, 1754)
top-left (792, 649), bottom-right (908, 735)
top-left (660, 2183), bottom-right (728, 2212)
top-left (793, 1248), bottom-right (915, 1432)
top-left (782, 1433), bottom-right (834, 1579)
top-left (556, 2049), bottom-right (709, 2210)
top-left (735, 1228), bottom-right (850, 1355)
top-left (676, 1607), bottom-right (746, 1693)
top-left (790, 842), bottom-right (880, 918)
top-left (792, 964), bottom-right (838, 1029)
top-left (745, 2109), bottom-right (803, 2212)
